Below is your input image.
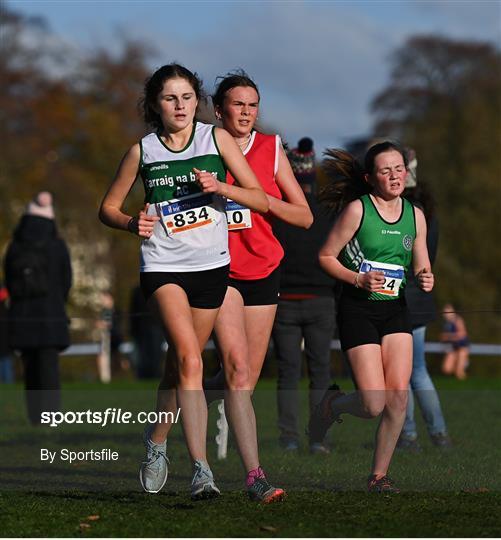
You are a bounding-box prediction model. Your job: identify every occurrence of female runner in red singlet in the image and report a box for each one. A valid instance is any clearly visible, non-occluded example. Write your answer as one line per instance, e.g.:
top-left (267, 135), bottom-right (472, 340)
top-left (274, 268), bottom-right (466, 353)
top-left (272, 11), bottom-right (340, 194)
top-left (206, 71), bottom-right (313, 502)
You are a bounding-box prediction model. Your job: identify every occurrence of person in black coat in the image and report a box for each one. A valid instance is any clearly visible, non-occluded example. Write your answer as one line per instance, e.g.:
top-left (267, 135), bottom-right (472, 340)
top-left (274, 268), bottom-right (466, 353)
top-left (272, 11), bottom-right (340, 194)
top-left (272, 138), bottom-right (337, 454)
top-left (4, 191), bottom-right (72, 424)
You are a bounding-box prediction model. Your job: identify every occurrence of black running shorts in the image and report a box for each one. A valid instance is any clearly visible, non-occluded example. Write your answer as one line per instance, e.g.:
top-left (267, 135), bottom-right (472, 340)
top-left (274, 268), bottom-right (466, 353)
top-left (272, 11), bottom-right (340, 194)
top-left (228, 267), bottom-right (281, 306)
top-left (140, 264), bottom-right (229, 309)
top-left (337, 294), bottom-right (412, 352)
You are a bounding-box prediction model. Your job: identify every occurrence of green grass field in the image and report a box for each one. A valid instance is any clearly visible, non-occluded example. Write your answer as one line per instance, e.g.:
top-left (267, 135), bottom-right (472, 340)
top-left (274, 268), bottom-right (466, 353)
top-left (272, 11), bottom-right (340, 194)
top-left (1, 377), bottom-right (500, 537)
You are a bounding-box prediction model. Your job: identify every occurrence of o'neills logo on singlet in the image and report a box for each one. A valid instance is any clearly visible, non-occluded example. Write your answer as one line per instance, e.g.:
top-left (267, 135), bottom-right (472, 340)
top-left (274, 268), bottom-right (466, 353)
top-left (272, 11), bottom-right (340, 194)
top-left (149, 164), bottom-right (169, 171)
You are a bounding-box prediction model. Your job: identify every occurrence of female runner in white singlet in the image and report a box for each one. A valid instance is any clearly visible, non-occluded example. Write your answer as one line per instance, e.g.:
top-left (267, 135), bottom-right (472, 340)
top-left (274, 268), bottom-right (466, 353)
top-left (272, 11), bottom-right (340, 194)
top-left (99, 64), bottom-right (268, 500)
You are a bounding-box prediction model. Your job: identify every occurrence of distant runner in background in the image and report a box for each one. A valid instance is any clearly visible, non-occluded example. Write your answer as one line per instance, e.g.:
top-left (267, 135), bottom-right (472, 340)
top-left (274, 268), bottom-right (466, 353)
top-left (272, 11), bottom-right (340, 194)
top-left (441, 303), bottom-right (470, 380)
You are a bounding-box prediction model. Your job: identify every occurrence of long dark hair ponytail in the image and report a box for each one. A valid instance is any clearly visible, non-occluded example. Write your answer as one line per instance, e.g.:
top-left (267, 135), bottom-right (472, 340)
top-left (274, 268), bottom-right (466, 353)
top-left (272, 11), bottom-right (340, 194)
top-left (319, 141), bottom-right (408, 214)
top-left (318, 149), bottom-right (369, 214)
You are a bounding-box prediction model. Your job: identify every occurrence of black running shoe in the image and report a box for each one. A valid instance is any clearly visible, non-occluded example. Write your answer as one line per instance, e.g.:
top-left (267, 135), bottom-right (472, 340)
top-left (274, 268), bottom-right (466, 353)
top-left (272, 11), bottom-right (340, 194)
top-left (367, 474), bottom-right (400, 494)
top-left (248, 477), bottom-right (286, 504)
top-left (307, 384), bottom-right (344, 444)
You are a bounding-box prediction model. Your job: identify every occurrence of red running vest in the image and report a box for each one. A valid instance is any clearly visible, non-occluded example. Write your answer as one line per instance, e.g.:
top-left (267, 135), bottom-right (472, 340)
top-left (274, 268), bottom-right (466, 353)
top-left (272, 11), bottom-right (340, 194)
top-left (227, 131), bottom-right (284, 280)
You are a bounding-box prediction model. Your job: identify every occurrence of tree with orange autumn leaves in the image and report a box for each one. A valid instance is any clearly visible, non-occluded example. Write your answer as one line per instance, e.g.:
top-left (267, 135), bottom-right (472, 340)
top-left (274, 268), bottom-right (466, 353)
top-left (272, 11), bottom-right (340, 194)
top-left (1, 6), bottom-right (499, 346)
top-left (370, 35), bottom-right (501, 344)
top-left (1, 6), bottom-right (151, 330)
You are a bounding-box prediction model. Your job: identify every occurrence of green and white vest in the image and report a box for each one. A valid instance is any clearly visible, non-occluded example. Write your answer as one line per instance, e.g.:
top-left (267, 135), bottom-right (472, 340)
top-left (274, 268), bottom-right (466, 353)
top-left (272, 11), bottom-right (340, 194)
top-left (139, 122), bottom-right (229, 272)
top-left (340, 194), bottom-right (416, 300)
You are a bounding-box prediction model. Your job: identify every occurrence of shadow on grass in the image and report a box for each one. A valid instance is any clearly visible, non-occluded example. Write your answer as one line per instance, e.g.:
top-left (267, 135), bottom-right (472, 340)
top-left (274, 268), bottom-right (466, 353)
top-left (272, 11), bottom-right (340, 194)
top-left (10, 489), bottom-right (214, 510)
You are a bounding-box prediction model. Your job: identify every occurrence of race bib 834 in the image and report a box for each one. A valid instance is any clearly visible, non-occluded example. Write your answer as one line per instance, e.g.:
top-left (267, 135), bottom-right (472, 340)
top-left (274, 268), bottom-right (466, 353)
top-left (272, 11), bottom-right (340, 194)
top-left (159, 193), bottom-right (218, 236)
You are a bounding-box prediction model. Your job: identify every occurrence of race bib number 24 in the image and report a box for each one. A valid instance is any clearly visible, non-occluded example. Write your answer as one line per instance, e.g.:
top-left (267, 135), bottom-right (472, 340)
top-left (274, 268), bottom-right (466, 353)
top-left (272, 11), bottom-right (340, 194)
top-left (359, 259), bottom-right (404, 297)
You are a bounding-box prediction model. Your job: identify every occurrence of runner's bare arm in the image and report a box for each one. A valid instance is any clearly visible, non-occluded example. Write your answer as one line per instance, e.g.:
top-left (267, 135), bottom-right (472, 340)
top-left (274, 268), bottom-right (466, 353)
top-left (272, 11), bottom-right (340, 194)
top-left (454, 316), bottom-right (468, 339)
top-left (320, 201), bottom-right (363, 284)
top-left (413, 208), bottom-right (434, 292)
top-left (99, 144), bottom-right (159, 237)
top-left (212, 128), bottom-right (269, 213)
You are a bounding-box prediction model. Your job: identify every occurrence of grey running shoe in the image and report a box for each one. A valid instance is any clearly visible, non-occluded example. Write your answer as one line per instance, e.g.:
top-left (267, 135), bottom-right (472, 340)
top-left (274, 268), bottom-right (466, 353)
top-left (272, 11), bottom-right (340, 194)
top-left (283, 441), bottom-right (299, 452)
top-left (139, 430), bottom-right (169, 494)
top-left (431, 432), bottom-right (453, 449)
top-left (279, 437), bottom-right (299, 452)
top-left (191, 460), bottom-right (221, 500)
top-left (248, 477), bottom-right (286, 504)
top-left (310, 442), bottom-right (331, 455)
top-left (396, 435), bottom-right (422, 452)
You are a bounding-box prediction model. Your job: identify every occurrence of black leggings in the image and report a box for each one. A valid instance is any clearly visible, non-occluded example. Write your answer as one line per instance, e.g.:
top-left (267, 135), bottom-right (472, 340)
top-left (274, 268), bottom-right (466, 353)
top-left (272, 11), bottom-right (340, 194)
top-left (22, 348), bottom-right (60, 425)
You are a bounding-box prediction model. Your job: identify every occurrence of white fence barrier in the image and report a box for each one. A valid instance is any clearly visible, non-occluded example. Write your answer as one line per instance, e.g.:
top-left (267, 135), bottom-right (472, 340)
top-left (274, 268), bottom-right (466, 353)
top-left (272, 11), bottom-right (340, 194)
top-left (62, 339), bottom-right (501, 357)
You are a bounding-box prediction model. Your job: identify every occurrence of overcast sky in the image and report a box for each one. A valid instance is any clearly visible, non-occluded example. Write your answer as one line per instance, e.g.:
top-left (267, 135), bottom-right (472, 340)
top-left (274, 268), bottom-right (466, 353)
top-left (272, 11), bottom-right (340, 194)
top-left (9, 0), bottom-right (501, 153)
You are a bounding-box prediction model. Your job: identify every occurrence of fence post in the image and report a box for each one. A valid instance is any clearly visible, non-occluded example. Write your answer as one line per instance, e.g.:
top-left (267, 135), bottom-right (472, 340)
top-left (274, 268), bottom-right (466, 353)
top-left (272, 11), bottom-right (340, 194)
top-left (215, 400), bottom-right (228, 460)
top-left (97, 326), bottom-right (111, 383)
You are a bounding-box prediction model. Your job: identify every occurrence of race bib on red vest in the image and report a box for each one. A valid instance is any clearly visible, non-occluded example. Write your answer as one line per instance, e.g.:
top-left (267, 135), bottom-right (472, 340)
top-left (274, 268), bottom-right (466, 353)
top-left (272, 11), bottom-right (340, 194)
top-left (225, 199), bottom-right (252, 231)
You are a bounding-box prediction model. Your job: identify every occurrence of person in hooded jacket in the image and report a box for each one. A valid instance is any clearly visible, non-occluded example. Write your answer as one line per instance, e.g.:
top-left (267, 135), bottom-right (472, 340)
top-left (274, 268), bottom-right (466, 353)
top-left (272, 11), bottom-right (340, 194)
top-left (397, 151), bottom-right (452, 450)
top-left (4, 191), bottom-right (72, 424)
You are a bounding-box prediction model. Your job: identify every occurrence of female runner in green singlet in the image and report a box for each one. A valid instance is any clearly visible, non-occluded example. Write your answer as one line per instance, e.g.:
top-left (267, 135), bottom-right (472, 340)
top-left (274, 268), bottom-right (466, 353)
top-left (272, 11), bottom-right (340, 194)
top-left (308, 141), bottom-right (434, 493)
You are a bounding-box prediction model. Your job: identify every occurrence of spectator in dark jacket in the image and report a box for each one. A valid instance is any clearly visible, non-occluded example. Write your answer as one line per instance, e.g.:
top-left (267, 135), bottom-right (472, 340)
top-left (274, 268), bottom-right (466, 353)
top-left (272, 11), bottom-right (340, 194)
top-left (397, 150), bottom-right (452, 450)
top-left (272, 137), bottom-right (337, 454)
top-left (4, 191), bottom-right (72, 424)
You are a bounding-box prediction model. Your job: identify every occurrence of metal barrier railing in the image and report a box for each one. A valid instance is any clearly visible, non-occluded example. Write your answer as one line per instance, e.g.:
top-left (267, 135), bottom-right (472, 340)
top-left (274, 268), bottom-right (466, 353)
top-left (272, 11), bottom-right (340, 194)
top-left (61, 339), bottom-right (501, 357)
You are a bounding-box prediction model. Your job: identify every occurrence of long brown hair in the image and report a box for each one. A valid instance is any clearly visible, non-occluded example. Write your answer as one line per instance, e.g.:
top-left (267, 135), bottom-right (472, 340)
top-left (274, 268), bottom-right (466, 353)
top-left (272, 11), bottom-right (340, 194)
top-left (140, 63), bottom-right (205, 131)
top-left (319, 141), bottom-right (408, 214)
top-left (318, 149), bottom-right (369, 214)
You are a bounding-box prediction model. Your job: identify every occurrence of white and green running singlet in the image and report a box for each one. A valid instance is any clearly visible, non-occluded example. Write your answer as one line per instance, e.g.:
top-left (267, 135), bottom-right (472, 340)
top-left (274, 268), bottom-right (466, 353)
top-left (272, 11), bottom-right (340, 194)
top-left (340, 194), bottom-right (416, 301)
top-left (139, 122), bottom-right (230, 272)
